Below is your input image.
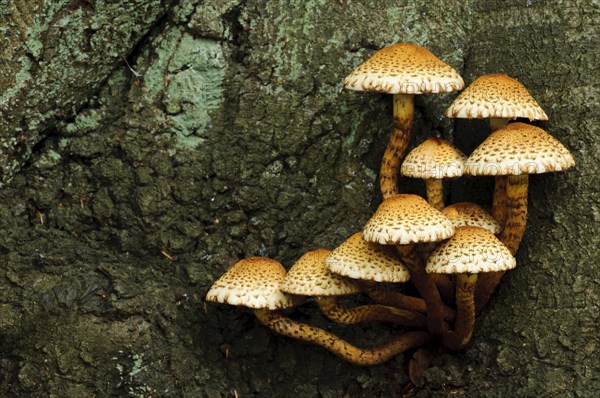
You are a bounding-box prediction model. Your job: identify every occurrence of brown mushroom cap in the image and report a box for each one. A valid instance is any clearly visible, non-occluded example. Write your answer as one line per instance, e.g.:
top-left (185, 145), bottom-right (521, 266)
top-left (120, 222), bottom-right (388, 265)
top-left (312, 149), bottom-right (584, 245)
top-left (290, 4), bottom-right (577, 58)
top-left (464, 122), bottom-right (575, 176)
top-left (325, 232), bottom-right (410, 283)
top-left (426, 226), bottom-right (516, 274)
top-left (444, 74), bottom-right (548, 120)
top-left (401, 137), bottom-right (467, 179)
top-left (344, 43), bottom-right (464, 94)
top-left (363, 194), bottom-right (455, 245)
top-left (205, 257), bottom-right (301, 310)
top-left (442, 202), bottom-right (501, 234)
top-left (281, 249), bottom-right (361, 296)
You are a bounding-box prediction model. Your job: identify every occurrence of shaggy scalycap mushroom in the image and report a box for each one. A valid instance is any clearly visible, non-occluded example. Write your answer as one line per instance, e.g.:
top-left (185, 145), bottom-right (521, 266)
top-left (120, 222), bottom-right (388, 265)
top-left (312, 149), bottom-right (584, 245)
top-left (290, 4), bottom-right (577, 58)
top-left (401, 137), bottom-right (467, 179)
top-left (281, 249), bottom-right (360, 296)
top-left (464, 123), bottom-right (575, 176)
top-left (205, 257), bottom-right (301, 310)
top-left (363, 194), bottom-right (455, 245)
top-left (325, 232), bottom-right (410, 283)
top-left (445, 74), bottom-right (548, 121)
top-left (426, 227), bottom-right (516, 274)
top-left (344, 43), bottom-right (464, 94)
top-left (442, 202), bottom-right (501, 234)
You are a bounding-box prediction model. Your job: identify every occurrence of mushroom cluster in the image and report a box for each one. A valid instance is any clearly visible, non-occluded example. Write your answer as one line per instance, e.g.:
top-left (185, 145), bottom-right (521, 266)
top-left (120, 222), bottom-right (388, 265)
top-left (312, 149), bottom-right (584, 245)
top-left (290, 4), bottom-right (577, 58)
top-left (205, 43), bottom-right (575, 366)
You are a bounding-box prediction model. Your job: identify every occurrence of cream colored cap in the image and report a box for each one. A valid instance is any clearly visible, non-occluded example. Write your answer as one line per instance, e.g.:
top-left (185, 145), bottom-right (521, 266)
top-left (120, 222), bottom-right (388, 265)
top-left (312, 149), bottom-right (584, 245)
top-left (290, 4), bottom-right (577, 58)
top-left (401, 137), bottom-right (467, 179)
top-left (445, 74), bottom-right (548, 120)
top-left (205, 257), bottom-right (301, 310)
top-left (325, 232), bottom-right (410, 283)
top-left (281, 249), bottom-right (360, 296)
top-left (344, 43), bottom-right (464, 94)
top-left (464, 122), bottom-right (575, 176)
top-left (426, 226), bottom-right (516, 274)
top-left (363, 194), bottom-right (455, 245)
top-left (442, 202), bottom-right (501, 234)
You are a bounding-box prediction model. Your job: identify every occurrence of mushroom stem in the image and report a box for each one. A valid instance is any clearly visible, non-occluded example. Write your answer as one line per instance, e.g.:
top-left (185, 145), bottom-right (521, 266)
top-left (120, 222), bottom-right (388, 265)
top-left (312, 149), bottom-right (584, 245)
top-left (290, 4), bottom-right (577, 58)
top-left (315, 297), bottom-right (427, 328)
top-left (425, 178), bottom-right (444, 210)
top-left (489, 117), bottom-right (509, 229)
top-left (254, 309), bottom-right (432, 366)
top-left (380, 94), bottom-right (414, 199)
top-left (442, 273), bottom-right (478, 351)
top-left (396, 244), bottom-right (448, 336)
top-left (475, 174), bottom-right (529, 313)
top-left (360, 283), bottom-right (456, 321)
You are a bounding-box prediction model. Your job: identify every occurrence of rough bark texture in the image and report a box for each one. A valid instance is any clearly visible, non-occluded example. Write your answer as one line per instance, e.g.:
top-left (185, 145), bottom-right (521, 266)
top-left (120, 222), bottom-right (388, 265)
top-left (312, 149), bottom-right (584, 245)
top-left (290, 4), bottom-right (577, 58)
top-left (0, 0), bottom-right (597, 397)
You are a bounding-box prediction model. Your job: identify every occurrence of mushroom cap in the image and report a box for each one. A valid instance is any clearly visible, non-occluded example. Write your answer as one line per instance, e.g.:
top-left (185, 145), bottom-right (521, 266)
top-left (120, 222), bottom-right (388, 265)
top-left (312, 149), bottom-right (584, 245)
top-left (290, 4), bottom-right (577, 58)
top-left (281, 249), bottom-right (361, 296)
top-left (344, 42), bottom-right (464, 95)
top-left (442, 202), bottom-right (501, 234)
top-left (205, 257), bottom-right (301, 310)
top-left (464, 122), bottom-right (575, 176)
top-left (363, 194), bottom-right (455, 245)
top-left (426, 226), bottom-right (516, 274)
top-left (401, 137), bottom-right (467, 179)
top-left (444, 74), bottom-right (548, 121)
top-left (325, 232), bottom-right (411, 283)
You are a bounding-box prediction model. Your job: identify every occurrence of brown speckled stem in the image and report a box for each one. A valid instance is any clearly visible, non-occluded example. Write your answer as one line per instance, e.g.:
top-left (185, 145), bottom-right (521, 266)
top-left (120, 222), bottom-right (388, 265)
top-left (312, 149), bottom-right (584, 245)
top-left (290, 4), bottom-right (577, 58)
top-left (475, 174), bottom-right (528, 313)
top-left (316, 296), bottom-right (427, 328)
top-left (396, 244), bottom-right (448, 336)
top-left (442, 273), bottom-right (477, 351)
top-left (489, 117), bottom-right (509, 229)
top-left (255, 309), bottom-right (432, 366)
top-left (380, 94), bottom-right (414, 199)
top-left (425, 178), bottom-right (444, 210)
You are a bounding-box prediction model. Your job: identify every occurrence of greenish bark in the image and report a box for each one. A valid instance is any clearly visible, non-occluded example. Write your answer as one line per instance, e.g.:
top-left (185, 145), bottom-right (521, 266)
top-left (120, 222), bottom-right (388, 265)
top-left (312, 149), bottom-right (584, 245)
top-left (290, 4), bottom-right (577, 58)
top-left (0, 0), bottom-right (597, 397)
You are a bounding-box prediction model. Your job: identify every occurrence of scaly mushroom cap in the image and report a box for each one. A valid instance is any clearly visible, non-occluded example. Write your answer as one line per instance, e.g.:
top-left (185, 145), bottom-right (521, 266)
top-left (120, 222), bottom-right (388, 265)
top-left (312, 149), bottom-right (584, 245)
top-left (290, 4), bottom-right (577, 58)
top-left (344, 43), bottom-right (464, 94)
top-left (401, 137), bottom-right (467, 179)
top-left (325, 232), bottom-right (411, 283)
top-left (363, 194), bottom-right (455, 245)
top-left (281, 249), bottom-right (361, 296)
top-left (464, 122), bottom-right (575, 176)
top-left (205, 257), bottom-right (301, 310)
top-left (444, 74), bottom-right (548, 121)
top-left (442, 202), bottom-right (501, 234)
top-left (426, 226), bottom-right (516, 274)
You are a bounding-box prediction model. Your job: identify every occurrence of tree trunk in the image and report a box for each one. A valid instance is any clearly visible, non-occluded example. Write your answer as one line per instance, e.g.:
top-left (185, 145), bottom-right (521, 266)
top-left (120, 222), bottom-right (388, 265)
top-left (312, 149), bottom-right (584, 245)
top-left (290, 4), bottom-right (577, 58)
top-left (0, 0), bottom-right (597, 396)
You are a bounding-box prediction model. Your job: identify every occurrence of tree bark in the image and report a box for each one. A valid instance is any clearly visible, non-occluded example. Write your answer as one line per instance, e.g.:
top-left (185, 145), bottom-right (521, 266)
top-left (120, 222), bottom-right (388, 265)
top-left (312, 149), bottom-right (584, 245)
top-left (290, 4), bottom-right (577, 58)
top-left (0, 0), bottom-right (597, 397)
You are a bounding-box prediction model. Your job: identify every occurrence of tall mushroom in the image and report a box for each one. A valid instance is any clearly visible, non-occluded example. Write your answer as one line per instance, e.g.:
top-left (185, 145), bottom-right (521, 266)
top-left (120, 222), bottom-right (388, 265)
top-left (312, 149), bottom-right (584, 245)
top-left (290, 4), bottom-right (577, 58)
top-left (445, 74), bottom-right (549, 227)
top-left (425, 227), bottom-right (516, 350)
top-left (362, 194), bottom-right (455, 335)
top-left (344, 43), bottom-right (464, 198)
top-left (401, 137), bottom-right (467, 210)
top-left (281, 249), bottom-right (426, 328)
top-left (205, 257), bottom-right (431, 366)
top-left (464, 123), bottom-right (575, 311)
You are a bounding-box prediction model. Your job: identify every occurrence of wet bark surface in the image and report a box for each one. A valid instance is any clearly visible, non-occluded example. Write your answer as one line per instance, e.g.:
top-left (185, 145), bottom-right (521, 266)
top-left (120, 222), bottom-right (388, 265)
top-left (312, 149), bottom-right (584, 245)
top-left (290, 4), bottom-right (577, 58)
top-left (0, 0), bottom-right (598, 396)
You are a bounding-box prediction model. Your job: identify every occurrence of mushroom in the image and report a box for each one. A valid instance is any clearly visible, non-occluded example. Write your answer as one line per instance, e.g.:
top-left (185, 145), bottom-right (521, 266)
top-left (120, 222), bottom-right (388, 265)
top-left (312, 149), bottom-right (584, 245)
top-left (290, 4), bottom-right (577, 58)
top-left (441, 202), bottom-right (501, 234)
top-left (401, 137), bottom-right (467, 210)
top-left (464, 122), bottom-right (575, 311)
top-left (205, 257), bottom-right (431, 365)
top-left (344, 43), bottom-right (464, 198)
top-left (325, 232), bottom-right (455, 321)
top-left (425, 227), bottom-right (516, 350)
top-left (281, 249), bottom-right (426, 328)
top-left (445, 74), bottom-right (549, 227)
top-left (362, 194), bottom-right (455, 335)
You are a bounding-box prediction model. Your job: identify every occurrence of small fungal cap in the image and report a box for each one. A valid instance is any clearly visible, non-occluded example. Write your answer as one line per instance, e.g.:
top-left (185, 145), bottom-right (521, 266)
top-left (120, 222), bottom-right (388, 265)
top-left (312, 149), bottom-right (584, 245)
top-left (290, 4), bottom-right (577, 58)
top-left (442, 202), bottom-right (501, 234)
top-left (464, 122), bottom-right (575, 176)
top-left (344, 42), bottom-right (464, 94)
top-left (445, 74), bottom-right (548, 121)
top-left (325, 232), bottom-right (410, 283)
top-left (426, 226), bottom-right (516, 274)
top-left (205, 257), bottom-right (301, 310)
top-left (401, 137), bottom-right (467, 179)
top-left (281, 249), bottom-right (361, 296)
top-left (363, 194), bottom-right (455, 245)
